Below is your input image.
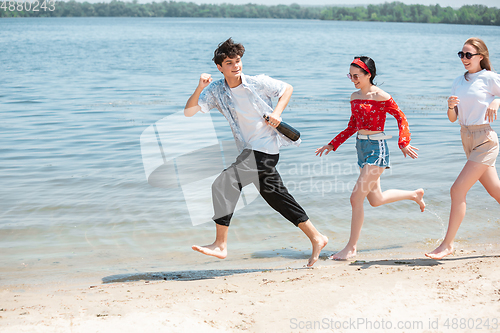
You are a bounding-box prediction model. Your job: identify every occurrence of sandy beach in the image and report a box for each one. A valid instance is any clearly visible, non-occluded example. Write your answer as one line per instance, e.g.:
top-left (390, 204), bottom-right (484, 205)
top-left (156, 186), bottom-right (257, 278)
top-left (2, 245), bottom-right (500, 333)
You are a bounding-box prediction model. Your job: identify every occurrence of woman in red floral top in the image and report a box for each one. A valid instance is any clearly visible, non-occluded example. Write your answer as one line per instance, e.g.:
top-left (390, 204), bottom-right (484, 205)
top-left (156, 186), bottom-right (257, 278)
top-left (315, 56), bottom-right (426, 260)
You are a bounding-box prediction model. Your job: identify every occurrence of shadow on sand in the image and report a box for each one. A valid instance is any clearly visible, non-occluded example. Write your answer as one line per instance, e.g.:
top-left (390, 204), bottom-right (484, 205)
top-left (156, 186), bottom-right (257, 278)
top-left (251, 244), bottom-right (406, 261)
top-left (102, 268), bottom-right (273, 284)
top-left (350, 254), bottom-right (500, 270)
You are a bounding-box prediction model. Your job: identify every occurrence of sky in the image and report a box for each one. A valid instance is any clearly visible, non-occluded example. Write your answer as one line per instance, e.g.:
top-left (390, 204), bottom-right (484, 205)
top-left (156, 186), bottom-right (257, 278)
top-left (184, 0), bottom-right (497, 8)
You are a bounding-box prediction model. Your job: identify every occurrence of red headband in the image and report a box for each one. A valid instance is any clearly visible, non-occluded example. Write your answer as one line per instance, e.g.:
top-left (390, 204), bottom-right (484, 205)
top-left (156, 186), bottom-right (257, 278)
top-left (351, 58), bottom-right (371, 75)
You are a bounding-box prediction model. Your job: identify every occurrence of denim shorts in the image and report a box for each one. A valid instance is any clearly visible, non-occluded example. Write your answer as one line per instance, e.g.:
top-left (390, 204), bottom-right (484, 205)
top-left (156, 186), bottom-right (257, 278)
top-left (356, 137), bottom-right (390, 169)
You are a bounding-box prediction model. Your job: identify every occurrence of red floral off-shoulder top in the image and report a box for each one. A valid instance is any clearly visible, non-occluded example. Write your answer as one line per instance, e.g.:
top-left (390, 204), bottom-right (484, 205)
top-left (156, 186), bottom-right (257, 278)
top-left (328, 97), bottom-right (411, 151)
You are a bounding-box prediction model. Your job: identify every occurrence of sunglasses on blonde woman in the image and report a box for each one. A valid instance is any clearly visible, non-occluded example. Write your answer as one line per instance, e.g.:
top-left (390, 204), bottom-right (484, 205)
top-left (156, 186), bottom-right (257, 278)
top-left (457, 51), bottom-right (480, 59)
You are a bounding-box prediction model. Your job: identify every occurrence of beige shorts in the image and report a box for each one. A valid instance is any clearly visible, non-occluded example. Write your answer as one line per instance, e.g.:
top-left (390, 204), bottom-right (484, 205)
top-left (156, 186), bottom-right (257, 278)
top-left (460, 124), bottom-right (499, 166)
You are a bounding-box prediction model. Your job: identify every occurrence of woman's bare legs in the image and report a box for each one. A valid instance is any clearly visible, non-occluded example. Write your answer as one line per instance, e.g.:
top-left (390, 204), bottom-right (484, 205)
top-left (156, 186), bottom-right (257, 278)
top-left (425, 161), bottom-right (497, 260)
top-left (366, 178), bottom-right (425, 212)
top-left (330, 165), bottom-right (383, 260)
top-left (331, 165), bottom-right (426, 260)
top-left (479, 165), bottom-right (500, 204)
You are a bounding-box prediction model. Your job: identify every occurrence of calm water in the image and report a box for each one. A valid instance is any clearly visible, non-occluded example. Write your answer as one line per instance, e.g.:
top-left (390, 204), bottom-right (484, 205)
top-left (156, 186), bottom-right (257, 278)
top-left (1, 17), bottom-right (500, 286)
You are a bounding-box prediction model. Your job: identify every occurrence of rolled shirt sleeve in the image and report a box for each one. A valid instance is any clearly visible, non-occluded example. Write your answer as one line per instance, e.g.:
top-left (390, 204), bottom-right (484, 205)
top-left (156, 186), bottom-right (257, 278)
top-left (198, 83), bottom-right (218, 113)
top-left (254, 74), bottom-right (288, 99)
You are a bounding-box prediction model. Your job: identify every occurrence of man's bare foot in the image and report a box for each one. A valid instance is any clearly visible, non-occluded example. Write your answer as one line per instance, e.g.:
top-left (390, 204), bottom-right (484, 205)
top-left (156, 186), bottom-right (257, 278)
top-left (192, 243), bottom-right (227, 259)
top-left (329, 245), bottom-right (356, 260)
top-left (425, 243), bottom-right (454, 260)
top-left (415, 188), bottom-right (425, 212)
top-left (307, 235), bottom-right (329, 267)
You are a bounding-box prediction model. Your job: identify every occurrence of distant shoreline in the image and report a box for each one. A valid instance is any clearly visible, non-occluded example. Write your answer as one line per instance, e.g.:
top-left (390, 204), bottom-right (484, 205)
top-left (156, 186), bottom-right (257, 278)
top-left (1, 1), bottom-right (499, 26)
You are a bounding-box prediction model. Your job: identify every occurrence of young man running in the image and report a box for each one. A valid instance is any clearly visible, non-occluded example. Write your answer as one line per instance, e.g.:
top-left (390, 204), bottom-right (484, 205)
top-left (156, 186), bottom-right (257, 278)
top-left (184, 38), bottom-right (327, 267)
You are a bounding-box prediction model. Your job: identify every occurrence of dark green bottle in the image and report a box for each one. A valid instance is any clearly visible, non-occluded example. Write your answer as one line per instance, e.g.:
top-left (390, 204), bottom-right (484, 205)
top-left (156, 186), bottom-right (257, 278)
top-left (263, 115), bottom-right (300, 141)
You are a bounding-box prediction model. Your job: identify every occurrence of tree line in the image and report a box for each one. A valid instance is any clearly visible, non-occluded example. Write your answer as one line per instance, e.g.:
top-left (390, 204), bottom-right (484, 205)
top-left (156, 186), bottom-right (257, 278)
top-left (321, 2), bottom-right (499, 25)
top-left (2, 0), bottom-right (499, 26)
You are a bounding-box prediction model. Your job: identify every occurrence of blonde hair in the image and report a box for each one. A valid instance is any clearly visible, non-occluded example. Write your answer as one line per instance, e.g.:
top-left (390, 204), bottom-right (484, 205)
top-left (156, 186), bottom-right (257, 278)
top-left (464, 37), bottom-right (494, 72)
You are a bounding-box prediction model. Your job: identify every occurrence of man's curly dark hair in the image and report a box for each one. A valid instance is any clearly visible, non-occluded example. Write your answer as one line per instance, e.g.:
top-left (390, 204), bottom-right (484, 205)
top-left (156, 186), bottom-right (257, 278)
top-left (213, 38), bottom-right (245, 66)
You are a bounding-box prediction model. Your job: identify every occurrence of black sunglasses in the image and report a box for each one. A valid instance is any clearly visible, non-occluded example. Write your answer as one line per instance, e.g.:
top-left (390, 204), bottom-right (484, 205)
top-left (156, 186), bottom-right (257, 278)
top-left (457, 51), bottom-right (480, 59)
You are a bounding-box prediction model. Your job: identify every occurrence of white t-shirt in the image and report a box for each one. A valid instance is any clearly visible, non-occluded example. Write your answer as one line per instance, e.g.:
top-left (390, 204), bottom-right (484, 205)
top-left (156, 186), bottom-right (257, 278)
top-left (230, 84), bottom-right (279, 154)
top-left (451, 69), bottom-right (500, 125)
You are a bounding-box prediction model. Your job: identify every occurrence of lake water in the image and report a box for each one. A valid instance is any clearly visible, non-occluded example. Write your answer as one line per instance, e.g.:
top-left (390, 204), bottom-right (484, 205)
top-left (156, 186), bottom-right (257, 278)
top-left (1, 17), bottom-right (500, 286)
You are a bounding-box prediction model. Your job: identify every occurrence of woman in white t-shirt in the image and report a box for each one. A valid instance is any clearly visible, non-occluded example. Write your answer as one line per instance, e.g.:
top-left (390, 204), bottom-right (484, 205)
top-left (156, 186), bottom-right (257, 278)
top-left (426, 37), bottom-right (500, 259)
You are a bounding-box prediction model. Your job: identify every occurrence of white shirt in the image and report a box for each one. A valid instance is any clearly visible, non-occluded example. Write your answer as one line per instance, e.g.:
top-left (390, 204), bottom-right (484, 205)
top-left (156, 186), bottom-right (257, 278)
top-left (198, 73), bottom-right (297, 153)
top-left (229, 84), bottom-right (279, 154)
top-left (451, 69), bottom-right (500, 125)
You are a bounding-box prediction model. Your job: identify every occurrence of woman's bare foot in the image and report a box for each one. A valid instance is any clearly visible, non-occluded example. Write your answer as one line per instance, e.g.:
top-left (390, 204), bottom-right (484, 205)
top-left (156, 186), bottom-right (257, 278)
top-left (307, 235), bottom-right (329, 267)
top-left (415, 188), bottom-right (426, 212)
top-left (192, 243), bottom-right (227, 259)
top-left (329, 245), bottom-right (356, 260)
top-left (425, 243), bottom-right (454, 260)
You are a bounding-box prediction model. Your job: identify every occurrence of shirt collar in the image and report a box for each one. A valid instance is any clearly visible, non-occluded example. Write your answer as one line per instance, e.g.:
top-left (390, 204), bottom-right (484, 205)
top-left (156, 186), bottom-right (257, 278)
top-left (240, 73), bottom-right (248, 87)
top-left (223, 73), bottom-right (248, 91)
